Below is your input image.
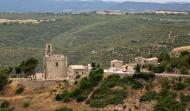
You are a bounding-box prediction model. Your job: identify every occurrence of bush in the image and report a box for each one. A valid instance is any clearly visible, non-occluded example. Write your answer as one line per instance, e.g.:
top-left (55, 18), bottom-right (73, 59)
top-left (133, 72), bottom-right (155, 80)
top-left (180, 93), bottom-right (190, 106)
top-left (0, 101), bottom-right (10, 108)
top-left (55, 94), bottom-right (63, 101)
top-left (0, 74), bottom-right (9, 91)
top-left (161, 79), bottom-right (170, 89)
top-left (152, 65), bottom-right (165, 73)
top-left (134, 64), bottom-right (141, 73)
top-left (75, 75), bottom-right (81, 79)
top-left (55, 90), bottom-right (70, 102)
top-left (89, 69), bottom-right (103, 82)
top-left (180, 66), bottom-right (189, 75)
top-left (173, 83), bottom-right (187, 91)
top-left (15, 85), bottom-right (24, 94)
top-left (165, 64), bottom-right (173, 73)
top-left (103, 75), bottom-right (120, 88)
top-left (80, 77), bottom-right (94, 89)
top-left (23, 101), bottom-right (30, 108)
top-left (140, 91), bottom-right (157, 102)
top-left (55, 107), bottom-right (73, 111)
top-left (76, 95), bottom-right (87, 102)
top-left (131, 81), bottom-right (143, 90)
top-left (70, 88), bottom-right (81, 98)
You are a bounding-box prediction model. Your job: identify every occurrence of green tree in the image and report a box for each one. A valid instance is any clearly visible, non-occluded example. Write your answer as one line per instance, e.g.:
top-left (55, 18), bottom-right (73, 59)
top-left (180, 51), bottom-right (190, 57)
top-left (158, 53), bottom-right (170, 62)
top-left (135, 64), bottom-right (141, 73)
top-left (55, 107), bottom-right (73, 111)
top-left (18, 57), bottom-right (39, 79)
top-left (165, 64), bottom-right (173, 73)
top-left (0, 74), bottom-right (9, 91)
top-left (180, 66), bottom-right (189, 75)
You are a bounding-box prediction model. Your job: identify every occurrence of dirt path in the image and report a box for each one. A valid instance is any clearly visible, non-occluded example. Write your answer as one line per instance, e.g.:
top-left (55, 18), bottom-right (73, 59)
top-left (0, 92), bottom-right (49, 101)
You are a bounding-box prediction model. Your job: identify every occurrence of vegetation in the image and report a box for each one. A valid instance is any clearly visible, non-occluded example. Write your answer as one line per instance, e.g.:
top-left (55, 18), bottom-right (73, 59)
top-left (15, 85), bottom-right (24, 94)
top-left (89, 75), bottom-right (144, 107)
top-left (133, 72), bottom-right (155, 80)
top-left (55, 107), bottom-right (73, 111)
top-left (15, 57), bottom-right (39, 79)
top-left (0, 74), bottom-right (9, 91)
top-left (138, 77), bottom-right (190, 111)
top-left (145, 51), bottom-right (190, 74)
top-left (0, 13), bottom-right (190, 68)
top-left (23, 101), bottom-right (30, 108)
top-left (0, 101), bottom-right (10, 109)
top-left (0, 101), bottom-right (11, 111)
top-left (56, 64), bottom-right (104, 102)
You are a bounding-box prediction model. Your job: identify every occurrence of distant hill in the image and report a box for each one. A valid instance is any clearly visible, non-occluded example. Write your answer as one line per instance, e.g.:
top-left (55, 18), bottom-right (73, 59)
top-left (0, 0), bottom-right (190, 12)
top-left (0, 13), bottom-right (190, 69)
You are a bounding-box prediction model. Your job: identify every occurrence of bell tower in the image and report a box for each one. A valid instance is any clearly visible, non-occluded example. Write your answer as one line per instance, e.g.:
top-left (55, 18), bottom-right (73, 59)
top-left (45, 43), bottom-right (53, 56)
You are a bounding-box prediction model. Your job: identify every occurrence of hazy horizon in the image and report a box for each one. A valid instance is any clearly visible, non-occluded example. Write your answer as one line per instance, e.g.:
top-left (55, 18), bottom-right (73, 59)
top-left (102, 0), bottom-right (190, 3)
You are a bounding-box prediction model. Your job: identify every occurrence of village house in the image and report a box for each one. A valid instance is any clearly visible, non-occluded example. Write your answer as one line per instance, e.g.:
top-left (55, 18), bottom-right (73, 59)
top-left (68, 65), bottom-right (90, 79)
top-left (105, 60), bottom-right (135, 75)
top-left (135, 57), bottom-right (158, 66)
top-left (111, 60), bottom-right (124, 71)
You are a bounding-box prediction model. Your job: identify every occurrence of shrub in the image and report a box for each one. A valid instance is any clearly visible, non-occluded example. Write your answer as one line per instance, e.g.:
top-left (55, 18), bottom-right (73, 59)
top-left (15, 85), bottom-right (24, 94)
top-left (131, 81), bottom-right (143, 90)
top-left (185, 78), bottom-right (190, 85)
top-left (23, 101), bottom-right (30, 108)
top-left (173, 83), bottom-right (187, 91)
top-left (55, 94), bottom-right (63, 101)
top-left (180, 66), bottom-right (189, 75)
top-left (76, 95), bottom-right (87, 102)
top-left (103, 75), bottom-right (120, 88)
top-left (89, 69), bottom-right (103, 82)
top-left (165, 64), bottom-right (173, 73)
top-left (55, 107), bottom-right (73, 111)
top-left (140, 91), bottom-right (157, 102)
top-left (161, 79), bottom-right (170, 89)
top-left (0, 101), bottom-right (10, 108)
top-left (152, 65), bottom-right (165, 73)
top-left (80, 77), bottom-right (93, 89)
top-left (180, 93), bottom-right (190, 106)
top-left (133, 72), bottom-right (155, 80)
top-left (134, 64), bottom-right (141, 73)
top-left (75, 75), bottom-right (81, 79)
top-left (0, 74), bottom-right (9, 91)
top-left (55, 90), bottom-right (71, 102)
top-left (70, 88), bottom-right (81, 98)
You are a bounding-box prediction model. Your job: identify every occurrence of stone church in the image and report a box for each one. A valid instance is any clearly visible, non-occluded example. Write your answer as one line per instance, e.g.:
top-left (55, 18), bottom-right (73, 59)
top-left (43, 43), bottom-right (68, 80)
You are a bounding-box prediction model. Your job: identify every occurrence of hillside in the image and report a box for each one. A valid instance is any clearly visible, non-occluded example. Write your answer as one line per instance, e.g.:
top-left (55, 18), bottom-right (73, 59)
top-left (0, 13), bottom-right (190, 70)
top-left (1, 73), bottom-right (190, 111)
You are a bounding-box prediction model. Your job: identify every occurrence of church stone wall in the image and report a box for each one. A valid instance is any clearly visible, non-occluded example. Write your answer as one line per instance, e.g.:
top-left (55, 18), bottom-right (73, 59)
top-left (43, 43), bottom-right (68, 80)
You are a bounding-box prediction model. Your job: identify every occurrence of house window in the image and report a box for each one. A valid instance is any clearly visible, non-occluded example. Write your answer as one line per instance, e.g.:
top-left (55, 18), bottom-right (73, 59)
top-left (47, 45), bottom-right (51, 54)
top-left (56, 62), bottom-right (58, 67)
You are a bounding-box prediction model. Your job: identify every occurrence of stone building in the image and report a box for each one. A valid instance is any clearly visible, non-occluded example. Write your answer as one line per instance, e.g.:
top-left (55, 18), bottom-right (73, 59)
top-left (43, 43), bottom-right (68, 80)
top-left (67, 65), bottom-right (89, 79)
top-left (111, 60), bottom-right (124, 71)
top-left (135, 57), bottom-right (158, 66)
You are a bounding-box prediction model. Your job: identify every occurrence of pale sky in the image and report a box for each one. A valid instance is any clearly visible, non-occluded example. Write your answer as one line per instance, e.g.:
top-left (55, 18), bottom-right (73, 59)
top-left (102, 0), bottom-right (190, 3)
